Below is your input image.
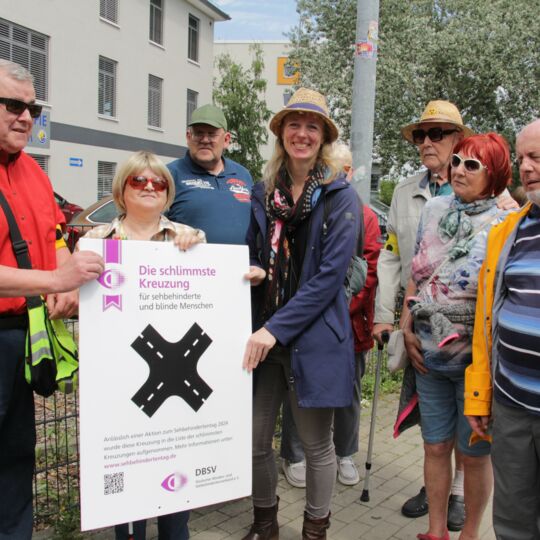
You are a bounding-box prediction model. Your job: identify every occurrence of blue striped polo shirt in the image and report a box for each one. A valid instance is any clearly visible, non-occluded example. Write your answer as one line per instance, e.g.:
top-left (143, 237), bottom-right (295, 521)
top-left (494, 203), bottom-right (540, 414)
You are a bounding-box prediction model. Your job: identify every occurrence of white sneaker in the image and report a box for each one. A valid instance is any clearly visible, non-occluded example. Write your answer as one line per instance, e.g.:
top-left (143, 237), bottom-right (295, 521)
top-left (337, 456), bottom-right (360, 486)
top-left (281, 459), bottom-right (306, 488)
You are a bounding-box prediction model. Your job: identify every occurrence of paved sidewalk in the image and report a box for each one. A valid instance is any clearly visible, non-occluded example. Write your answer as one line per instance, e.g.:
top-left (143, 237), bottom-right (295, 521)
top-left (78, 392), bottom-right (495, 540)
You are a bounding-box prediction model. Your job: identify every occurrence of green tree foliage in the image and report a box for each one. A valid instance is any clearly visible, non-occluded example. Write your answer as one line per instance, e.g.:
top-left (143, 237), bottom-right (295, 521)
top-left (378, 178), bottom-right (397, 206)
top-left (289, 0), bottom-right (540, 173)
top-left (214, 44), bottom-right (272, 180)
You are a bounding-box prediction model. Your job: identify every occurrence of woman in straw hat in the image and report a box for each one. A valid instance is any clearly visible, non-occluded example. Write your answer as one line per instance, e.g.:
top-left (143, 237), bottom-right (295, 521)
top-left (242, 88), bottom-right (361, 539)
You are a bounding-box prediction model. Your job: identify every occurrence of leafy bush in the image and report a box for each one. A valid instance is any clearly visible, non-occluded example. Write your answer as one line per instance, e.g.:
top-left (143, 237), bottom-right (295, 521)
top-left (379, 179), bottom-right (397, 206)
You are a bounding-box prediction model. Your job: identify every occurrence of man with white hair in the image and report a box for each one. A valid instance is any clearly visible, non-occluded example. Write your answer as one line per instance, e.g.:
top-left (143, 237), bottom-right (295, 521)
top-left (465, 118), bottom-right (540, 540)
top-left (0, 59), bottom-right (103, 538)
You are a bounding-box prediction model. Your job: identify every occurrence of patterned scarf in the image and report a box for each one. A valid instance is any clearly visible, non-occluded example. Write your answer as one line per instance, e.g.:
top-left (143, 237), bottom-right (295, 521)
top-left (263, 165), bottom-right (325, 317)
top-left (437, 197), bottom-right (497, 260)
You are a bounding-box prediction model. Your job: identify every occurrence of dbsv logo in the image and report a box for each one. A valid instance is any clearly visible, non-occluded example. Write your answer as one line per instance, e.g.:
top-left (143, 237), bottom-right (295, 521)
top-left (161, 472), bottom-right (188, 492)
top-left (98, 268), bottom-right (125, 289)
top-left (195, 466), bottom-right (217, 476)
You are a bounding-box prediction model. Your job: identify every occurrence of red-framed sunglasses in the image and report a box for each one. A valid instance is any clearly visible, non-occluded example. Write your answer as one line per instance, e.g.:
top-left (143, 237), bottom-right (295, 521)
top-left (126, 175), bottom-right (168, 191)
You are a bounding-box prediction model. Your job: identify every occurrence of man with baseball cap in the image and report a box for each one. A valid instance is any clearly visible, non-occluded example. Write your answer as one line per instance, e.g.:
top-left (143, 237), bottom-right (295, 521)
top-left (373, 100), bottom-right (472, 531)
top-left (167, 104), bottom-right (253, 245)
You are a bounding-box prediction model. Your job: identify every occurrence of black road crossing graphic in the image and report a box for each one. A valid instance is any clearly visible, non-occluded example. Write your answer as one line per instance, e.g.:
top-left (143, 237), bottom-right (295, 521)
top-left (131, 323), bottom-right (213, 417)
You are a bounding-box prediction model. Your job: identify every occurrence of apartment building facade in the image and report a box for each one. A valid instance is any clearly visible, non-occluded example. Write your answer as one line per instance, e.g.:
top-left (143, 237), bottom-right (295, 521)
top-left (1, 0), bottom-right (228, 206)
top-left (213, 40), bottom-right (297, 162)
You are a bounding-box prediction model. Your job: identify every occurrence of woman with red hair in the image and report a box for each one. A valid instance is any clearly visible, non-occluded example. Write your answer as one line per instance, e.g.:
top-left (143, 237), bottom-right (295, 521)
top-left (401, 133), bottom-right (512, 540)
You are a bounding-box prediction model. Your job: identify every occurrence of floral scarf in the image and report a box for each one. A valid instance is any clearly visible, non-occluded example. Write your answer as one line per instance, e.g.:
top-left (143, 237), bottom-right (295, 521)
top-left (437, 197), bottom-right (497, 260)
top-left (263, 165), bottom-right (325, 317)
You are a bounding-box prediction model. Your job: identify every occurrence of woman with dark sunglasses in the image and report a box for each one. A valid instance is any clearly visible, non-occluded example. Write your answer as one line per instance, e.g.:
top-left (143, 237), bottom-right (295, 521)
top-left (400, 133), bottom-right (514, 540)
top-left (83, 150), bottom-right (205, 540)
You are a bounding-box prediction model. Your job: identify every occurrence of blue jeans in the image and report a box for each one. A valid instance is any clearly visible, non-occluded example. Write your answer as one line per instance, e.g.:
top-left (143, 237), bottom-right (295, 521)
top-left (114, 511), bottom-right (190, 540)
top-left (281, 352), bottom-right (366, 461)
top-left (0, 328), bottom-right (35, 540)
top-left (415, 369), bottom-right (490, 457)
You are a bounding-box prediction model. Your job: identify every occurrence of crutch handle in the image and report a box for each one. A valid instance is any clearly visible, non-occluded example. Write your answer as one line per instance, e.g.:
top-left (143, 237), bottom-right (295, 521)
top-left (378, 330), bottom-right (390, 349)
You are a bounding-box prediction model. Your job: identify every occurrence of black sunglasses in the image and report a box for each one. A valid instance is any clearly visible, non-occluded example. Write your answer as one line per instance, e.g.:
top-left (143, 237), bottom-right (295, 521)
top-left (412, 127), bottom-right (458, 144)
top-left (0, 97), bottom-right (42, 119)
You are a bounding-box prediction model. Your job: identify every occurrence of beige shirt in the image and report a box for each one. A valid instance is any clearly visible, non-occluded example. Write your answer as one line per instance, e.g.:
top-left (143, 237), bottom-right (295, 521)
top-left (83, 215), bottom-right (206, 243)
top-left (374, 171), bottom-right (431, 324)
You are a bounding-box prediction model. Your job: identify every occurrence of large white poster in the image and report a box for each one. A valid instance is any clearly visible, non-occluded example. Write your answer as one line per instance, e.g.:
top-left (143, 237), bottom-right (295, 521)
top-left (78, 239), bottom-right (252, 531)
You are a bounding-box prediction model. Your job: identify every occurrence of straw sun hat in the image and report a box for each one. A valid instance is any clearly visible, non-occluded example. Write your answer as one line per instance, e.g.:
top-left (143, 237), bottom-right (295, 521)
top-left (401, 100), bottom-right (474, 143)
top-left (269, 87), bottom-right (339, 143)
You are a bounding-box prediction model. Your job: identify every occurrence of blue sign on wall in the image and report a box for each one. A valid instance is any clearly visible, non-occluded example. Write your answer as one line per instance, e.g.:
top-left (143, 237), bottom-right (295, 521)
top-left (27, 110), bottom-right (50, 149)
top-left (69, 157), bottom-right (84, 167)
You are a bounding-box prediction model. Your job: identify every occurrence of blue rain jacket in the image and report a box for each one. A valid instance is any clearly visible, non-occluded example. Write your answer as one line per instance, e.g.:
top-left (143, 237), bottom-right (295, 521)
top-left (247, 177), bottom-right (360, 407)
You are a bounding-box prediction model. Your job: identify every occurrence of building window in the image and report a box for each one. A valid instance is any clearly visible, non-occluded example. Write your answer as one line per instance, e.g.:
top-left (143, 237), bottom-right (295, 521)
top-left (98, 161), bottom-right (116, 199)
top-left (28, 154), bottom-right (49, 173)
top-left (188, 15), bottom-right (199, 62)
top-left (186, 89), bottom-right (198, 126)
top-left (148, 74), bottom-right (162, 128)
top-left (0, 18), bottom-right (49, 101)
top-left (100, 0), bottom-right (118, 24)
top-left (149, 0), bottom-right (163, 44)
top-left (98, 56), bottom-right (117, 117)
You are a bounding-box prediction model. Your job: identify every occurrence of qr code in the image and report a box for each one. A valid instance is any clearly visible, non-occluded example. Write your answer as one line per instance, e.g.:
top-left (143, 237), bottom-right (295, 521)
top-left (104, 472), bottom-right (124, 495)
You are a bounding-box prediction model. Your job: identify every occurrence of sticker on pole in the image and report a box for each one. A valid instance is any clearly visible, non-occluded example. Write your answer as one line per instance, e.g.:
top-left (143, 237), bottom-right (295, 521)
top-left (355, 20), bottom-right (378, 59)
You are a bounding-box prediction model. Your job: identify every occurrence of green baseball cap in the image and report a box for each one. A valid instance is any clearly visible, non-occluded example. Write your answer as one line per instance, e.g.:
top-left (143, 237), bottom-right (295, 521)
top-left (188, 104), bottom-right (227, 130)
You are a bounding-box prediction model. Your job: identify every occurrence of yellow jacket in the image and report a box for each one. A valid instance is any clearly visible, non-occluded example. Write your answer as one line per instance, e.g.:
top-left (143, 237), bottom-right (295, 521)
top-left (464, 202), bottom-right (533, 416)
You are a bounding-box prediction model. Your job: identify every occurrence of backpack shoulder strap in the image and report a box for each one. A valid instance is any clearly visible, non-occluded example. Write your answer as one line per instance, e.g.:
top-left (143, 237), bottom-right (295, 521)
top-left (0, 189), bottom-right (32, 269)
top-left (322, 187), bottom-right (364, 256)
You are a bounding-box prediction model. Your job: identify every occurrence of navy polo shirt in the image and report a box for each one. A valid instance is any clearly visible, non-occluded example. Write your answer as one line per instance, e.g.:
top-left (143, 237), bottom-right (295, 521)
top-left (166, 152), bottom-right (253, 245)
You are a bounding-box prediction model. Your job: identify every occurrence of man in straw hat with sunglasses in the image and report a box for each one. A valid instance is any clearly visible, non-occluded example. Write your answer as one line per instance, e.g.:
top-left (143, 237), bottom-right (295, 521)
top-left (0, 60), bottom-right (104, 539)
top-left (373, 100), bottom-right (473, 531)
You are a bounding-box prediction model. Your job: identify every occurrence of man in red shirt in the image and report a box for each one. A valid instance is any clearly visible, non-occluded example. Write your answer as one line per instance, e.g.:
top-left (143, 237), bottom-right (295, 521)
top-left (0, 59), bottom-right (103, 539)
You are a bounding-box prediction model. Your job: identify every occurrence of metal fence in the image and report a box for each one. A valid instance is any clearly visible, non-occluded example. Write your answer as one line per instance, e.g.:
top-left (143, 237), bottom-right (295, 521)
top-left (33, 321), bottom-right (80, 529)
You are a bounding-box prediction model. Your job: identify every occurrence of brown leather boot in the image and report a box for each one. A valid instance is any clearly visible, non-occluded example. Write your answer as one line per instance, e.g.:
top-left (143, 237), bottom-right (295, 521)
top-left (241, 497), bottom-right (279, 540)
top-left (301, 511), bottom-right (331, 540)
